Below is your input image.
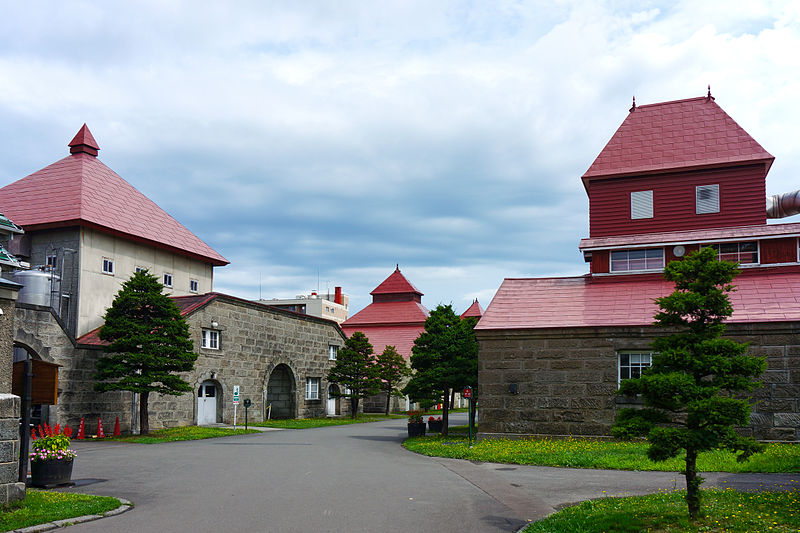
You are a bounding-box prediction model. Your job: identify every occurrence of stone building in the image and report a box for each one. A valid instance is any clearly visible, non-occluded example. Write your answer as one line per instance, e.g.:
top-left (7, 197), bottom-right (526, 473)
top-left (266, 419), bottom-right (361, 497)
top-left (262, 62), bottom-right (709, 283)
top-left (1, 126), bottom-right (349, 432)
top-left (476, 93), bottom-right (800, 442)
top-left (0, 211), bottom-right (23, 504)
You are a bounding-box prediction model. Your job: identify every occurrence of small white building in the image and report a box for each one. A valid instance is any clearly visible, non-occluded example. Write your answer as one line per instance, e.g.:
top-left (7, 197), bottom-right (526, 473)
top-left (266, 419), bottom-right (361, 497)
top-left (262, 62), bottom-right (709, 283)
top-left (259, 287), bottom-right (349, 324)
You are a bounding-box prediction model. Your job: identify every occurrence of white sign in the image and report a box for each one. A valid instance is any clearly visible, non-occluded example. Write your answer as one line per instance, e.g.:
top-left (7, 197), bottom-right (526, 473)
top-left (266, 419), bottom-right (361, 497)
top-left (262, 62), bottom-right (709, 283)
top-left (233, 385), bottom-right (240, 405)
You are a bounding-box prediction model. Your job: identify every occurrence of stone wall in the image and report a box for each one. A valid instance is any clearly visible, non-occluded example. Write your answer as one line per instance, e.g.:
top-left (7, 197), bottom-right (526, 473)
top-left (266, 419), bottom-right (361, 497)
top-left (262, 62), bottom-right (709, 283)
top-left (476, 322), bottom-right (800, 442)
top-left (1, 284), bottom-right (24, 504)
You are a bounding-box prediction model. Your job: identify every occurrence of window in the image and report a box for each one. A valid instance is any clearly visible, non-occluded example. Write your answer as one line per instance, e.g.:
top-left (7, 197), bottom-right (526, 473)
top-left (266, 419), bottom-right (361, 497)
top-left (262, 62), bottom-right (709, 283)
top-left (201, 329), bottom-right (219, 350)
top-left (708, 241), bottom-right (758, 265)
top-left (305, 377), bottom-right (320, 400)
top-left (328, 345), bottom-right (338, 361)
top-left (46, 255), bottom-right (58, 269)
top-left (135, 266), bottom-right (146, 274)
top-left (163, 273), bottom-right (173, 287)
top-left (102, 258), bottom-right (114, 275)
top-left (618, 352), bottom-right (652, 384)
top-left (190, 279), bottom-right (199, 293)
top-left (696, 184), bottom-right (720, 214)
top-left (630, 190), bottom-right (653, 219)
top-left (610, 248), bottom-right (664, 272)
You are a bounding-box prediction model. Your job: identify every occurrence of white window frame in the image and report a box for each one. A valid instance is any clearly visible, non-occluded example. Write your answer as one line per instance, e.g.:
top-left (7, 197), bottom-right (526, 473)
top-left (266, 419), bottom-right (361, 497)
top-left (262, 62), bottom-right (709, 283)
top-left (201, 329), bottom-right (219, 350)
top-left (305, 377), bottom-right (320, 400)
top-left (328, 345), bottom-right (338, 361)
top-left (190, 279), bottom-right (199, 293)
top-left (102, 258), bottom-right (115, 275)
top-left (163, 273), bottom-right (173, 288)
top-left (135, 266), bottom-right (147, 274)
top-left (630, 190), bottom-right (654, 220)
top-left (46, 255), bottom-right (58, 269)
top-left (707, 241), bottom-right (759, 265)
top-left (610, 248), bottom-right (664, 272)
top-left (618, 351), bottom-right (652, 385)
top-left (696, 184), bottom-right (720, 214)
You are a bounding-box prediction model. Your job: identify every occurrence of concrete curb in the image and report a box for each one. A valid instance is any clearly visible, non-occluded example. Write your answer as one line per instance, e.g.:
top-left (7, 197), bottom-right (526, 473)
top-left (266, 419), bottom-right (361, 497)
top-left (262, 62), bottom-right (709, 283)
top-left (11, 498), bottom-right (133, 533)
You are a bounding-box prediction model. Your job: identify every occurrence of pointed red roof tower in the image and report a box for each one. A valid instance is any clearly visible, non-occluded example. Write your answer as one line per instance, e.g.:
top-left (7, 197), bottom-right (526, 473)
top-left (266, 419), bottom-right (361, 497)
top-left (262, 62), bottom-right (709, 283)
top-left (460, 299), bottom-right (483, 319)
top-left (0, 125), bottom-right (228, 265)
top-left (342, 266), bottom-right (429, 360)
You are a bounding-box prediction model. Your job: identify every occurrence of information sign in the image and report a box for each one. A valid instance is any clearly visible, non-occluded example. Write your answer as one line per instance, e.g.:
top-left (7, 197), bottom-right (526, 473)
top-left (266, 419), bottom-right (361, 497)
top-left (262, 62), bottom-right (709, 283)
top-left (463, 387), bottom-right (472, 399)
top-left (233, 385), bottom-right (240, 405)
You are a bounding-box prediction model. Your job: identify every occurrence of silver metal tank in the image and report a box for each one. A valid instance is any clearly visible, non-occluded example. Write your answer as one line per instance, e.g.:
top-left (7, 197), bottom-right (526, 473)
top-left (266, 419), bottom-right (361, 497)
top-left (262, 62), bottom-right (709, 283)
top-left (13, 269), bottom-right (59, 307)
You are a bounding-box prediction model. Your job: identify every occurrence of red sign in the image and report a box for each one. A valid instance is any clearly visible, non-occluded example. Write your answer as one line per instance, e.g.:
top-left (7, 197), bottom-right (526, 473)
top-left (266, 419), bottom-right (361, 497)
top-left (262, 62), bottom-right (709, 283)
top-left (463, 387), bottom-right (472, 399)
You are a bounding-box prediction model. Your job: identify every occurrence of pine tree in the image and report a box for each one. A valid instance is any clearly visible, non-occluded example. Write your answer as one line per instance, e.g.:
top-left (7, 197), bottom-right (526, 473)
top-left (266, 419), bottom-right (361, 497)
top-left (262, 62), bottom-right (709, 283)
top-left (375, 345), bottom-right (412, 415)
top-left (403, 304), bottom-right (478, 436)
top-left (327, 331), bottom-right (381, 418)
top-left (95, 270), bottom-right (198, 434)
top-left (612, 247), bottom-right (766, 519)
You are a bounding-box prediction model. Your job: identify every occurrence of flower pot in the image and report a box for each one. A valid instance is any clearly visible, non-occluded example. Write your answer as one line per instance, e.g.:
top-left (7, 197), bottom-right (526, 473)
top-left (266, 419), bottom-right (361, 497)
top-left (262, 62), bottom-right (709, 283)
top-left (407, 422), bottom-right (426, 437)
top-left (30, 457), bottom-right (74, 487)
top-left (428, 420), bottom-right (443, 432)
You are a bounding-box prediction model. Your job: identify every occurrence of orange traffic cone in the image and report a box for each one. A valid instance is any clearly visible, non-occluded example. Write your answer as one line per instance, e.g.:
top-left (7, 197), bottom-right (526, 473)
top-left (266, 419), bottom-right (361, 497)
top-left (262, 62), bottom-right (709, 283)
top-left (77, 418), bottom-right (85, 439)
top-left (114, 417), bottom-right (121, 437)
top-left (97, 417), bottom-right (105, 439)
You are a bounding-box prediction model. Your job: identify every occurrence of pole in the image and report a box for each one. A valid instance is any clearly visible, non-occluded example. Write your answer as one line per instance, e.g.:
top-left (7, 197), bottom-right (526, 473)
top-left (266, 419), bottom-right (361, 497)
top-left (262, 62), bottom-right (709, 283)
top-left (468, 395), bottom-right (474, 448)
top-left (245, 405), bottom-right (248, 430)
top-left (233, 404), bottom-right (238, 431)
top-left (18, 358), bottom-right (32, 482)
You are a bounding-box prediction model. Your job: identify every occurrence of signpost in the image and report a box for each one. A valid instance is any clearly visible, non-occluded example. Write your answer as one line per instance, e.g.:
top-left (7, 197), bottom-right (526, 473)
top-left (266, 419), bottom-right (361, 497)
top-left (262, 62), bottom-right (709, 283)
top-left (243, 398), bottom-right (251, 430)
top-left (233, 385), bottom-right (240, 430)
top-left (463, 386), bottom-right (475, 447)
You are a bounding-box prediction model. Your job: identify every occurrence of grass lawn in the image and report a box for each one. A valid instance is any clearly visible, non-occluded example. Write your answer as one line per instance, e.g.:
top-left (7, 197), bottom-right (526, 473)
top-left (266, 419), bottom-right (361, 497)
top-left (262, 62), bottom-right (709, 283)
top-left (249, 414), bottom-right (406, 429)
top-left (403, 435), bottom-right (800, 473)
top-left (0, 490), bottom-right (122, 532)
top-left (108, 426), bottom-right (259, 443)
top-left (524, 488), bottom-right (800, 532)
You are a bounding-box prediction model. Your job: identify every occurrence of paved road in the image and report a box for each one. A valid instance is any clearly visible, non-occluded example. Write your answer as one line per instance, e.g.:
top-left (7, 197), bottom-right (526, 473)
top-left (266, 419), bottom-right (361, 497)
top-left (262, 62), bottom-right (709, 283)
top-left (58, 415), bottom-right (799, 533)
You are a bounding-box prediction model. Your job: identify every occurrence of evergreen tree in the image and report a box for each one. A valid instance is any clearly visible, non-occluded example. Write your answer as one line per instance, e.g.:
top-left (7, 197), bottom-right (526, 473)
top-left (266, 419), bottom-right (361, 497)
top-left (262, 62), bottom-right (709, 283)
top-left (95, 270), bottom-right (198, 434)
top-left (403, 304), bottom-right (478, 436)
top-left (327, 331), bottom-right (381, 418)
top-left (375, 345), bottom-right (412, 415)
top-left (612, 247), bottom-right (766, 519)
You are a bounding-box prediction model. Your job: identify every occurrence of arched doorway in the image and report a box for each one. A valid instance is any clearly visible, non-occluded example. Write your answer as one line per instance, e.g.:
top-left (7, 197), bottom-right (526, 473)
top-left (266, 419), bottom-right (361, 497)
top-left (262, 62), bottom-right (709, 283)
top-left (197, 380), bottom-right (220, 425)
top-left (267, 365), bottom-right (296, 419)
top-left (326, 384), bottom-right (340, 416)
top-left (12, 344), bottom-right (51, 428)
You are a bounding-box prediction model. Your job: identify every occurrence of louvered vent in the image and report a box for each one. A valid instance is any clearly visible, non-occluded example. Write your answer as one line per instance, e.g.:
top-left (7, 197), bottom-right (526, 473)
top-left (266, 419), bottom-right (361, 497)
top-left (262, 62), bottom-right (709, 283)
top-left (630, 190), bottom-right (653, 219)
top-left (696, 184), bottom-right (720, 214)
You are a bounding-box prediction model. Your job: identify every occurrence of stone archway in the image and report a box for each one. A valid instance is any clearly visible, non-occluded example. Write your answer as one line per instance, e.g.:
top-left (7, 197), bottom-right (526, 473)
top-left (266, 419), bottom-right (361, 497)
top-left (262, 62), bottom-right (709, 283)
top-left (266, 364), bottom-right (296, 419)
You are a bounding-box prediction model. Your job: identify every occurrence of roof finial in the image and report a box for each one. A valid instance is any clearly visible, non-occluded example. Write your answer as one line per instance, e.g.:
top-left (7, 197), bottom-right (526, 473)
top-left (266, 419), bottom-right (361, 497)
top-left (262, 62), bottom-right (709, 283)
top-left (395, 263), bottom-right (400, 272)
top-left (706, 84), bottom-right (714, 101)
top-left (629, 95), bottom-right (636, 112)
top-left (68, 124), bottom-right (100, 157)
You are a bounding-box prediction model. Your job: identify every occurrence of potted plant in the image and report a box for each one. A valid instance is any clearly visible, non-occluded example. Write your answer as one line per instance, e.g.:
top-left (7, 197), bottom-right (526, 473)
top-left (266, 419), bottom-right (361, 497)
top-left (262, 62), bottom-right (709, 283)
top-left (407, 410), bottom-right (426, 437)
top-left (29, 423), bottom-right (76, 487)
top-left (427, 416), bottom-right (443, 433)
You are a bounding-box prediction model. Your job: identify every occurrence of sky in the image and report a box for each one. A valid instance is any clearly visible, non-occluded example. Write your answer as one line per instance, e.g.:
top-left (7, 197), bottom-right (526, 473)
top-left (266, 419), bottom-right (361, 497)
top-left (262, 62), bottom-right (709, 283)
top-left (1, 1), bottom-right (799, 316)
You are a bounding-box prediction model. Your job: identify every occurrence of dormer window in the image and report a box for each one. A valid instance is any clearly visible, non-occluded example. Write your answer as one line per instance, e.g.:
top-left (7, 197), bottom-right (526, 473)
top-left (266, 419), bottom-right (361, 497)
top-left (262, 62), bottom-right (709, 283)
top-left (610, 248), bottom-right (664, 272)
top-left (630, 190), bottom-right (653, 219)
top-left (696, 184), bottom-right (720, 214)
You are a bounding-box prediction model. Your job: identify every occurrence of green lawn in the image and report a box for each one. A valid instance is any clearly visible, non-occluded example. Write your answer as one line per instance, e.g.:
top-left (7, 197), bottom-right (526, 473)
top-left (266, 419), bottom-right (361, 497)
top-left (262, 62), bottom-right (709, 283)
top-left (524, 488), bottom-right (800, 532)
top-left (403, 435), bottom-right (800, 473)
top-left (108, 426), bottom-right (259, 443)
top-left (0, 490), bottom-right (122, 532)
top-left (249, 414), bottom-right (406, 429)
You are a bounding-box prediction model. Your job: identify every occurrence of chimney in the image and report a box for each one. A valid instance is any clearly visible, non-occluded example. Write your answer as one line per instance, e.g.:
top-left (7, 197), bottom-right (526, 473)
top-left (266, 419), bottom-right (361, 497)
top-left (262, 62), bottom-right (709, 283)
top-left (334, 286), bottom-right (342, 305)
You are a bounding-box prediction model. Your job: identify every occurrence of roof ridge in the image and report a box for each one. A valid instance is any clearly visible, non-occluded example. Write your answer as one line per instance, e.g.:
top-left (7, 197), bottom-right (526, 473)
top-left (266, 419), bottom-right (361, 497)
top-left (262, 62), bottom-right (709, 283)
top-left (634, 96), bottom-right (709, 109)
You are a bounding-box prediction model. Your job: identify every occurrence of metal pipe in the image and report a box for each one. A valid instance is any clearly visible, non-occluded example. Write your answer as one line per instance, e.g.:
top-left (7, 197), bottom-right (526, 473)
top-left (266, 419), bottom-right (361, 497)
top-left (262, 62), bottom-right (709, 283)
top-left (766, 190), bottom-right (800, 218)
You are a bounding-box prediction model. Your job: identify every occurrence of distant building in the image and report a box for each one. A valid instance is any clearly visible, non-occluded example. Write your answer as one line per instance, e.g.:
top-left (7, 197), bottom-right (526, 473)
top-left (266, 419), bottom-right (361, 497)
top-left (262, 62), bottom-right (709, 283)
top-left (477, 93), bottom-right (800, 442)
top-left (259, 287), bottom-right (350, 324)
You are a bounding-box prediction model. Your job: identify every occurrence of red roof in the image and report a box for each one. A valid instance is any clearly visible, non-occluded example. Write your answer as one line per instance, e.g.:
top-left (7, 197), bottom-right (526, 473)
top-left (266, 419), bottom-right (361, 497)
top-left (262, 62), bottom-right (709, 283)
top-left (371, 267), bottom-right (423, 296)
top-left (580, 222), bottom-right (800, 251)
top-left (582, 96), bottom-right (773, 183)
top-left (343, 301), bottom-right (429, 326)
top-left (461, 299), bottom-right (484, 318)
top-left (341, 324), bottom-right (424, 361)
top-left (477, 268), bottom-right (800, 331)
top-left (0, 126), bottom-right (228, 266)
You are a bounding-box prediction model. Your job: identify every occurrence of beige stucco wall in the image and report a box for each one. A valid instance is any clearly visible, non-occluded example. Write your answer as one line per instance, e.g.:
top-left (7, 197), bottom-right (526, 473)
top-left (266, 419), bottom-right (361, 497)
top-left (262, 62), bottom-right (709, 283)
top-left (77, 227), bottom-right (215, 336)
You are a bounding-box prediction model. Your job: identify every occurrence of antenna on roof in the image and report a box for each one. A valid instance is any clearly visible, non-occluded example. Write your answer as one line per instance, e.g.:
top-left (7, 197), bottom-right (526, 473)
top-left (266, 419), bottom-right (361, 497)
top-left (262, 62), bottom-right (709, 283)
top-left (629, 96), bottom-right (636, 112)
top-left (706, 84), bottom-right (714, 101)
top-left (395, 263), bottom-right (400, 272)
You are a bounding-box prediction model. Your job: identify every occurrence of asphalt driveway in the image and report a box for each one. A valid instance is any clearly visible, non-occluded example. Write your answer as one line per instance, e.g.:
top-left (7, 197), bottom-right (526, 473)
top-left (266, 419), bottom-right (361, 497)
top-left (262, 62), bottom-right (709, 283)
top-left (57, 415), bottom-right (799, 532)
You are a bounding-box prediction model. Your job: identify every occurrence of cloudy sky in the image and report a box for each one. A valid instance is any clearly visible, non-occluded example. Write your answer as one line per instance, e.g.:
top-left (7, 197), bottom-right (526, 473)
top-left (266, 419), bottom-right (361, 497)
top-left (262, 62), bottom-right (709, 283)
top-left (2, 1), bottom-right (799, 315)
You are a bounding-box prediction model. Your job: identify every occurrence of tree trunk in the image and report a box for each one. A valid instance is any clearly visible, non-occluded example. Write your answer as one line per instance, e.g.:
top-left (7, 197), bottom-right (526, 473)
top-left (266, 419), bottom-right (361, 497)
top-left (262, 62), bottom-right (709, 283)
top-left (450, 388), bottom-right (456, 409)
top-left (441, 388), bottom-right (450, 437)
top-left (385, 387), bottom-right (391, 415)
top-left (685, 448), bottom-right (703, 519)
top-left (139, 390), bottom-right (150, 435)
top-left (350, 397), bottom-right (359, 419)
